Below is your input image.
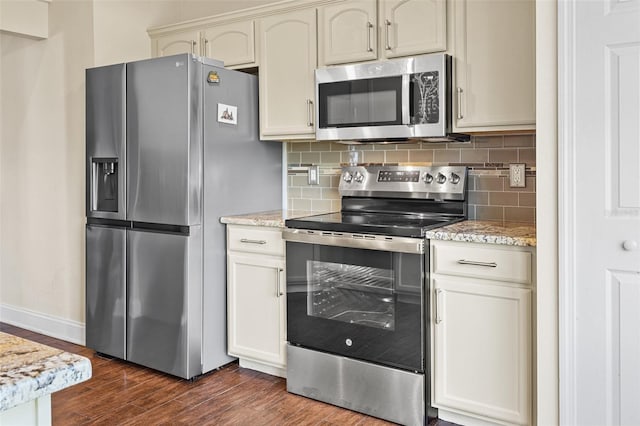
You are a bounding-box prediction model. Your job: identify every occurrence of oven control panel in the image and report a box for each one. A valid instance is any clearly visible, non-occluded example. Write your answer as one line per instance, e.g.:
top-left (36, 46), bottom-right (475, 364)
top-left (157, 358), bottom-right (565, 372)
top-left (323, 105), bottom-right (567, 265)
top-left (340, 165), bottom-right (468, 200)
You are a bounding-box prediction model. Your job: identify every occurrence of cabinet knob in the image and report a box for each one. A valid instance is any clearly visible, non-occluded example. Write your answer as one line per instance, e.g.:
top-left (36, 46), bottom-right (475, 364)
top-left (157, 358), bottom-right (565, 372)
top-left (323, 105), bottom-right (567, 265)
top-left (622, 240), bottom-right (638, 251)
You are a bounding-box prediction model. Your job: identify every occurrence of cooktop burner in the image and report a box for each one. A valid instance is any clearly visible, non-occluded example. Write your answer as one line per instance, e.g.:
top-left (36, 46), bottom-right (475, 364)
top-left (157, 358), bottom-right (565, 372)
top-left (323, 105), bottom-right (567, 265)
top-left (285, 212), bottom-right (461, 238)
top-left (285, 165), bottom-right (469, 238)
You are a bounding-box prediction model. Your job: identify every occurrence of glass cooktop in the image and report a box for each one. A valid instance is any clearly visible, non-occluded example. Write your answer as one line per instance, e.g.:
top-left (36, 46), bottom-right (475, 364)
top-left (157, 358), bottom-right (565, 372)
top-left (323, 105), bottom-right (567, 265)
top-left (285, 211), bottom-right (461, 238)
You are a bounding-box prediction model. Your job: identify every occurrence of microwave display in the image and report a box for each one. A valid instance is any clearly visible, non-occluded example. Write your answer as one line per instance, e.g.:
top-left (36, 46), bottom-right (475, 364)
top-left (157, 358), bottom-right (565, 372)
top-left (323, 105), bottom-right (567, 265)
top-left (410, 72), bottom-right (439, 124)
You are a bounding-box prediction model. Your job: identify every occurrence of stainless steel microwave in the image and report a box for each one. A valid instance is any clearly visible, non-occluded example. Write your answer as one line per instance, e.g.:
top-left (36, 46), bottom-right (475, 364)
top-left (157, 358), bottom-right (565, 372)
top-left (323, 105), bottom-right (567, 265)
top-left (315, 53), bottom-right (468, 143)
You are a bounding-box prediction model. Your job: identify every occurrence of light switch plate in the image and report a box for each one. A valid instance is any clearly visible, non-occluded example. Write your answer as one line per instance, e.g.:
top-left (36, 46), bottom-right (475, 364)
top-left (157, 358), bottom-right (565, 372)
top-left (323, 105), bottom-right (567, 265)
top-left (509, 163), bottom-right (526, 188)
top-left (308, 165), bottom-right (319, 185)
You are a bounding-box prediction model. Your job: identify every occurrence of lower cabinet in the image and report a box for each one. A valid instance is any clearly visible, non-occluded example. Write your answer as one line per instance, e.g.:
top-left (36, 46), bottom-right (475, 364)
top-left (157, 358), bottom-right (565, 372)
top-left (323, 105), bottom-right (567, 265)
top-left (226, 225), bottom-right (286, 377)
top-left (431, 240), bottom-right (535, 426)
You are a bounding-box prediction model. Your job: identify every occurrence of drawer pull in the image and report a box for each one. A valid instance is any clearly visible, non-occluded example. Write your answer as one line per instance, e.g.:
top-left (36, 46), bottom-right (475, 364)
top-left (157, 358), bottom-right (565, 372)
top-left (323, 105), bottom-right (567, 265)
top-left (457, 259), bottom-right (498, 268)
top-left (240, 238), bottom-right (267, 245)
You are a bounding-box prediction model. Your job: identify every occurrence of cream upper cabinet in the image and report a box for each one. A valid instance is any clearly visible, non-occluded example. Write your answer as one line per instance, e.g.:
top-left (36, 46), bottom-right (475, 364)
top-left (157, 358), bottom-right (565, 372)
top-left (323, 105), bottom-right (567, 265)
top-left (318, 0), bottom-right (446, 67)
top-left (430, 240), bottom-right (534, 425)
top-left (450, 0), bottom-right (536, 132)
top-left (318, 1), bottom-right (378, 66)
top-left (153, 29), bottom-right (201, 57)
top-left (202, 20), bottom-right (256, 68)
top-left (257, 8), bottom-right (317, 140)
top-left (380, 0), bottom-right (446, 59)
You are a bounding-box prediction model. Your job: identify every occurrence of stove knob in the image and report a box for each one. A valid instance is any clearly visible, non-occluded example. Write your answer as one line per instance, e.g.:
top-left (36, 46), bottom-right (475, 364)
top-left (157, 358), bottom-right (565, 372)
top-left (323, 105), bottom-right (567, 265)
top-left (343, 172), bottom-right (353, 183)
top-left (423, 173), bottom-right (434, 184)
top-left (436, 173), bottom-right (447, 184)
top-left (449, 172), bottom-right (461, 184)
top-left (354, 171), bottom-right (364, 183)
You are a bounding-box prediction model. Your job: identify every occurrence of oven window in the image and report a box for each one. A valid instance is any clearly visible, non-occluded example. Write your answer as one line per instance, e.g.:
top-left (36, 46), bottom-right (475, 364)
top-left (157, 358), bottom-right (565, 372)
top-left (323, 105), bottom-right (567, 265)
top-left (306, 260), bottom-right (395, 331)
top-left (318, 76), bottom-right (403, 128)
top-left (286, 241), bottom-right (426, 372)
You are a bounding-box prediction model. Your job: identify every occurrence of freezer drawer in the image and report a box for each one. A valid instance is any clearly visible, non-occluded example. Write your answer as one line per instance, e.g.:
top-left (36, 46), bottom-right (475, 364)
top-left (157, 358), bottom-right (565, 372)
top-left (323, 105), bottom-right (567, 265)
top-left (126, 227), bottom-right (203, 379)
top-left (86, 224), bottom-right (126, 359)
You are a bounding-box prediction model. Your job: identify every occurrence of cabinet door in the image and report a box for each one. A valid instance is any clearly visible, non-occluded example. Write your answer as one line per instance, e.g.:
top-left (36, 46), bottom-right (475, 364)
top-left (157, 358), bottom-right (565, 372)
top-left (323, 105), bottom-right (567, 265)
top-left (450, 0), bottom-right (535, 132)
top-left (318, 1), bottom-right (377, 66)
top-left (202, 20), bottom-right (255, 67)
top-left (433, 277), bottom-right (531, 425)
top-left (227, 253), bottom-right (286, 368)
top-left (153, 30), bottom-right (201, 57)
top-left (380, 0), bottom-right (446, 59)
top-left (257, 8), bottom-right (316, 140)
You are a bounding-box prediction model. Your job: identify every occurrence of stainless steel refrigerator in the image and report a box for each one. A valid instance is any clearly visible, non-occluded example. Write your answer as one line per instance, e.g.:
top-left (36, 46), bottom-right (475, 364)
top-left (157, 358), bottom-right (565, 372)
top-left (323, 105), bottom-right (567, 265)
top-left (85, 54), bottom-right (282, 379)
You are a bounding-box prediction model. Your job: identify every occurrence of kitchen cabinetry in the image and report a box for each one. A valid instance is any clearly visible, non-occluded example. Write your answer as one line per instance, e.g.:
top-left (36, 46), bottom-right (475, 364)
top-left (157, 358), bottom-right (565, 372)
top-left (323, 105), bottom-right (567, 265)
top-left (153, 29), bottom-right (201, 57)
top-left (201, 20), bottom-right (256, 68)
top-left (430, 240), bottom-right (534, 425)
top-left (152, 21), bottom-right (255, 69)
top-left (380, 0), bottom-right (446, 59)
top-left (318, 0), bottom-right (446, 66)
top-left (449, 0), bottom-right (536, 132)
top-left (226, 225), bottom-right (286, 377)
top-left (318, 1), bottom-right (377, 66)
top-left (257, 8), bottom-right (317, 140)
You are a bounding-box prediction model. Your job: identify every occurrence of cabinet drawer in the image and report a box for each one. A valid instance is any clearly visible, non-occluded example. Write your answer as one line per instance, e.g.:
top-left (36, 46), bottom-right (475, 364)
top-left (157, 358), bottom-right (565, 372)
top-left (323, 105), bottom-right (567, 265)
top-left (432, 242), bottom-right (532, 284)
top-left (228, 225), bottom-right (284, 256)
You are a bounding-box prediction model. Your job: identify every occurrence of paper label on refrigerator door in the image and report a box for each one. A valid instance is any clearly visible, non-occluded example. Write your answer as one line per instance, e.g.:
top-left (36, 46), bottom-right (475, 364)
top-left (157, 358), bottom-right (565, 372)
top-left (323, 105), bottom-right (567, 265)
top-left (218, 104), bottom-right (237, 125)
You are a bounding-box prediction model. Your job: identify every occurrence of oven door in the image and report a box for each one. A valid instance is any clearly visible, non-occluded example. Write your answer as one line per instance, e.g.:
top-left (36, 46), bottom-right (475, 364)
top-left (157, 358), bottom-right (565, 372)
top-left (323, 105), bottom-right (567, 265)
top-left (284, 229), bottom-right (426, 372)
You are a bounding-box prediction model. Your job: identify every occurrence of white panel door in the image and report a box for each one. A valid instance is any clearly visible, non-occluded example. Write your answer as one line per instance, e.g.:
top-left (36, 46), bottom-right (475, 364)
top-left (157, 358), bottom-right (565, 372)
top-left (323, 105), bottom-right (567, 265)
top-left (227, 253), bottom-right (286, 368)
top-left (561, 0), bottom-right (640, 423)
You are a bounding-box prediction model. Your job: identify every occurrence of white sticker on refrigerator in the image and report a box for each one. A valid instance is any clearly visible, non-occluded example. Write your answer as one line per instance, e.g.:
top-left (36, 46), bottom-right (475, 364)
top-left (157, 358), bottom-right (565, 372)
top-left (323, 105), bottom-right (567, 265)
top-left (218, 103), bottom-right (237, 125)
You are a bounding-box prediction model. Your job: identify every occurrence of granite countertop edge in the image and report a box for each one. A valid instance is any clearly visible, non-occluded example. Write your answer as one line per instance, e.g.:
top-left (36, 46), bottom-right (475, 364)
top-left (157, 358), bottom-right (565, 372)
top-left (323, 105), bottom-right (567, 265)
top-left (220, 212), bottom-right (536, 247)
top-left (0, 334), bottom-right (92, 412)
top-left (424, 220), bottom-right (537, 247)
top-left (220, 209), bottom-right (319, 228)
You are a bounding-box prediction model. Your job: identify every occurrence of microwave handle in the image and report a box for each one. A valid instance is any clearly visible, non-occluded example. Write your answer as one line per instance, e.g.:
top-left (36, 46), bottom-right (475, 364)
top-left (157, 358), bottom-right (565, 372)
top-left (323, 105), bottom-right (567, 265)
top-left (402, 74), bottom-right (410, 125)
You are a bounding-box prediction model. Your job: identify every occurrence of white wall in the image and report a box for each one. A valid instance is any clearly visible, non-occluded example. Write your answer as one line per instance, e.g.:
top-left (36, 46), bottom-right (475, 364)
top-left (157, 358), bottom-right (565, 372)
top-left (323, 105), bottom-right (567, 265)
top-left (0, 0), bottom-right (94, 329)
top-left (175, 0), bottom-right (283, 22)
top-left (0, 0), bottom-right (283, 340)
top-left (92, 1), bottom-right (180, 66)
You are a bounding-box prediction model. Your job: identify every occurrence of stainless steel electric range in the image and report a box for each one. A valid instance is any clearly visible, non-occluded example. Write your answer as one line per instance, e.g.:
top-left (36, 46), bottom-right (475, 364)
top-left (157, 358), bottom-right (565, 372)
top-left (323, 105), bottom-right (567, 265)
top-left (283, 165), bottom-right (468, 425)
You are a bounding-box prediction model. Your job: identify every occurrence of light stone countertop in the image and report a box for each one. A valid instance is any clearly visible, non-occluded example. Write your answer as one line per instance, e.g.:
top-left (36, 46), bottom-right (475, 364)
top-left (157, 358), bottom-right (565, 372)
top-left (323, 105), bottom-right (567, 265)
top-left (221, 212), bottom-right (536, 247)
top-left (0, 332), bottom-right (92, 411)
top-left (220, 210), bottom-right (323, 228)
top-left (425, 220), bottom-right (537, 247)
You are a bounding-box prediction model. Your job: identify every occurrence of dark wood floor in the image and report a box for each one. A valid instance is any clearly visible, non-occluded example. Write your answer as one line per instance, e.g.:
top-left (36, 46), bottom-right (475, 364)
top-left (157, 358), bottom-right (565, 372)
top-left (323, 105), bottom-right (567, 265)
top-left (1, 323), bottom-right (454, 425)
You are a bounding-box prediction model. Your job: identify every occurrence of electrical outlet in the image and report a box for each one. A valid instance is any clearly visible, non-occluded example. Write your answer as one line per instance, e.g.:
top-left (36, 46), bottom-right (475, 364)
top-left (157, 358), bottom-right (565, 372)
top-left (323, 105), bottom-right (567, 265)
top-left (509, 163), bottom-right (526, 188)
top-left (308, 165), bottom-right (319, 185)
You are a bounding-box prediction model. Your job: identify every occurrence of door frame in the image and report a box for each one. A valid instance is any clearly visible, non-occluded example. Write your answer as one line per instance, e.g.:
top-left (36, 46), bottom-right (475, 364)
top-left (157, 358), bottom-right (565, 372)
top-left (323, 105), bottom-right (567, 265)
top-left (557, 0), bottom-right (583, 423)
top-left (536, 0), bottom-right (560, 424)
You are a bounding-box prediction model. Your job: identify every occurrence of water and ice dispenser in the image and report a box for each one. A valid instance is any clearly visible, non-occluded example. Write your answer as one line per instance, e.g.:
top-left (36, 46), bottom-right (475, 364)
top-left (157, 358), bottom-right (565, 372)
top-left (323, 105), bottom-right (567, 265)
top-left (91, 158), bottom-right (119, 213)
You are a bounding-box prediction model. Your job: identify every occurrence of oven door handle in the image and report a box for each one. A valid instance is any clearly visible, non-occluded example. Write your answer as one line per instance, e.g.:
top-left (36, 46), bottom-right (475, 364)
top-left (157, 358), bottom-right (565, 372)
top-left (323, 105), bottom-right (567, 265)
top-left (282, 228), bottom-right (424, 255)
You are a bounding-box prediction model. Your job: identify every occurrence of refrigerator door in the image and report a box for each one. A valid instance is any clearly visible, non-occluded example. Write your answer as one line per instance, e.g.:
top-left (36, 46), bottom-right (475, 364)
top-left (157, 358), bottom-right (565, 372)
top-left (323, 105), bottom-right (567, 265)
top-left (201, 65), bottom-right (282, 372)
top-left (86, 224), bottom-right (126, 359)
top-left (126, 54), bottom-right (202, 226)
top-left (86, 63), bottom-right (126, 221)
top-left (126, 227), bottom-right (203, 379)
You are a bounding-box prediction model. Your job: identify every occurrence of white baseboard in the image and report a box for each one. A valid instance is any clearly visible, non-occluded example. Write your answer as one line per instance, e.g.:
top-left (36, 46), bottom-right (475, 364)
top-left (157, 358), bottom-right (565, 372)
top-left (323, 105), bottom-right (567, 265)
top-left (0, 304), bottom-right (85, 345)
